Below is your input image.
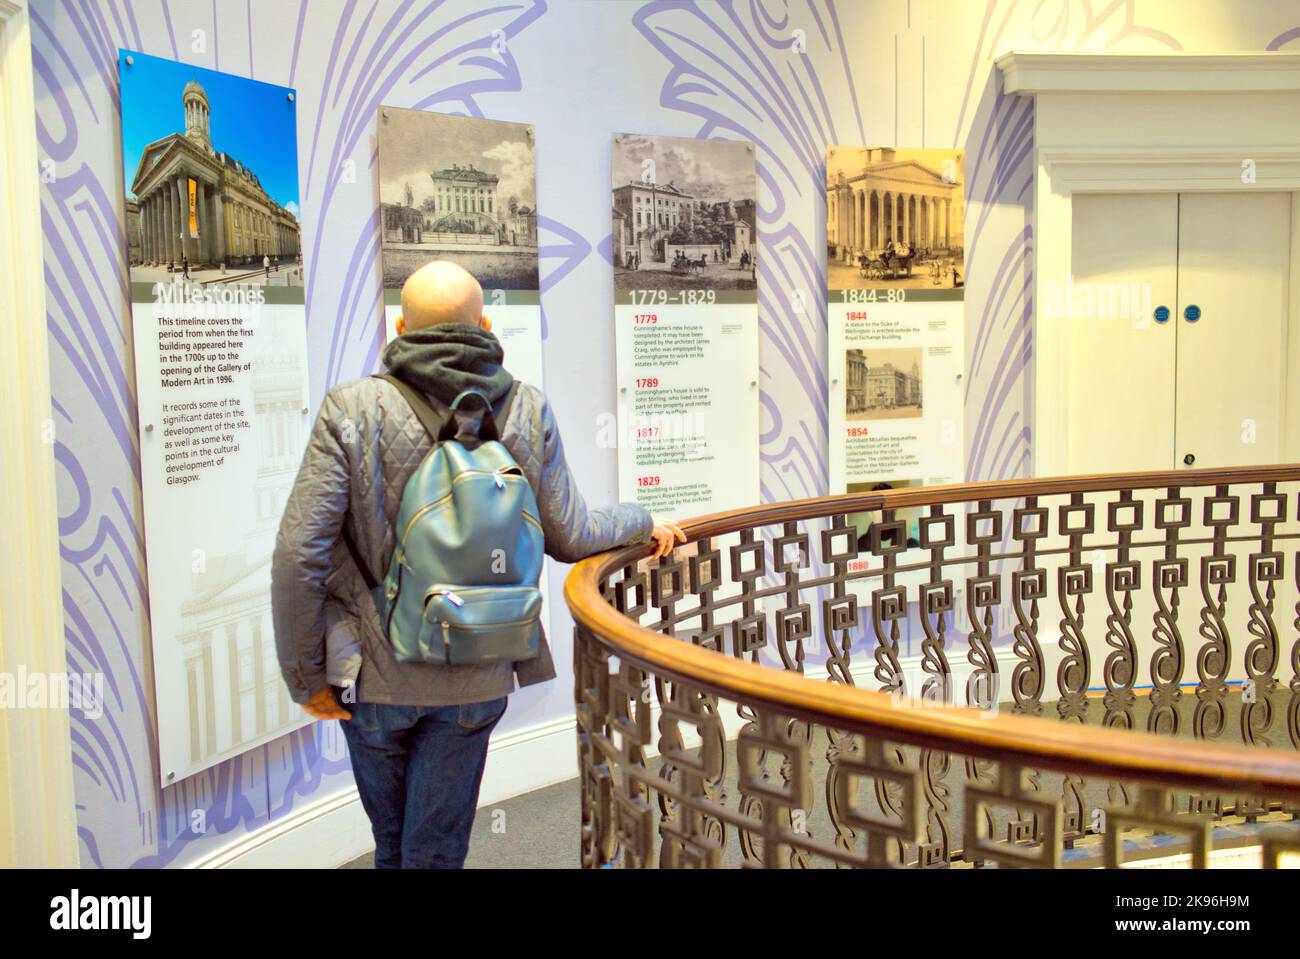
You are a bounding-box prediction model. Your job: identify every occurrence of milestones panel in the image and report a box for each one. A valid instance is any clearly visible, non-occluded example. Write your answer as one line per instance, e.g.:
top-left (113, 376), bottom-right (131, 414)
top-left (121, 50), bottom-right (311, 781)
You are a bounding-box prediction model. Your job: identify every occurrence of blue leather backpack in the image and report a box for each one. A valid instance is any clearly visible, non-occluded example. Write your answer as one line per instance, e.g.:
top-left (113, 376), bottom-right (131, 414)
top-left (345, 375), bottom-right (543, 666)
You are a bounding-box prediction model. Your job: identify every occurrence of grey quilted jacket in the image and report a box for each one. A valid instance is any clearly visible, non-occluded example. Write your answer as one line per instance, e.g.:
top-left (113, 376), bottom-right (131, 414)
top-left (271, 376), bottom-right (653, 707)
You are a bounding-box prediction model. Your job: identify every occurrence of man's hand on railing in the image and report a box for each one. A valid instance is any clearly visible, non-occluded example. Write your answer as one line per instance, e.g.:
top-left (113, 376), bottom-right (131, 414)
top-left (650, 517), bottom-right (687, 558)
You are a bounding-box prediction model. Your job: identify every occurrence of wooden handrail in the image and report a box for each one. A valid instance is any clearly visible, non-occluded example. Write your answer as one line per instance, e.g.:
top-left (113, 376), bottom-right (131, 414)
top-left (564, 465), bottom-right (1300, 800)
top-left (662, 463), bottom-right (1300, 541)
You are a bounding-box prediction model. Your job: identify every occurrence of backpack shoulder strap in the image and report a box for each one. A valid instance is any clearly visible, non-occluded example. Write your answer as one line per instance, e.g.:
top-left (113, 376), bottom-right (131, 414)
top-left (377, 373), bottom-right (517, 443)
top-left (491, 381), bottom-right (519, 440)
top-left (375, 373), bottom-right (447, 439)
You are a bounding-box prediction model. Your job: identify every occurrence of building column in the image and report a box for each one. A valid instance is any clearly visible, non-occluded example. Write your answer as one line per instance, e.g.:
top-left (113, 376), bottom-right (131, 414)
top-left (943, 198), bottom-right (951, 249)
top-left (195, 179), bottom-right (208, 265)
top-left (156, 192), bottom-right (166, 263)
top-left (226, 622), bottom-right (242, 746)
top-left (212, 190), bottom-right (226, 266)
top-left (846, 191), bottom-right (855, 253)
top-left (251, 617), bottom-right (266, 736)
top-left (163, 183), bottom-right (175, 266)
top-left (173, 175), bottom-right (188, 265)
top-left (140, 195), bottom-right (151, 264)
top-left (186, 655), bottom-right (202, 763)
top-left (150, 193), bottom-right (160, 264)
top-left (841, 191), bottom-right (850, 261)
top-left (903, 194), bottom-right (911, 246)
top-left (138, 196), bottom-right (148, 264)
top-left (842, 192), bottom-right (851, 251)
top-left (838, 190), bottom-right (847, 253)
top-left (846, 191), bottom-right (855, 251)
top-left (864, 191), bottom-right (874, 251)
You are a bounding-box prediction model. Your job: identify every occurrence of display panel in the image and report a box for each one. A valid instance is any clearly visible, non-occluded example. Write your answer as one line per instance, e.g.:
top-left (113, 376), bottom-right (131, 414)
top-left (611, 133), bottom-right (760, 518)
top-left (120, 50), bottom-right (311, 782)
top-left (826, 146), bottom-right (966, 494)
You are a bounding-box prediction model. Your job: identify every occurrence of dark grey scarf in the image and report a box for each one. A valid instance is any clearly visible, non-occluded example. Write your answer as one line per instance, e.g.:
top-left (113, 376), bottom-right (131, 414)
top-left (381, 323), bottom-right (514, 406)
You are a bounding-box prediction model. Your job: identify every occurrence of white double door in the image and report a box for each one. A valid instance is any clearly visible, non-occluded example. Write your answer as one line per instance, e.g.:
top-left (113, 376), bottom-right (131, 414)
top-left (1067, 191), bottom-right (1292, 474)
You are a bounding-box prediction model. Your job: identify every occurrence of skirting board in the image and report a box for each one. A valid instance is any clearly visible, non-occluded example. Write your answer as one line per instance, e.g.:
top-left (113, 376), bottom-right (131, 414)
top-left (190, 647), bottom-right (1019, 868)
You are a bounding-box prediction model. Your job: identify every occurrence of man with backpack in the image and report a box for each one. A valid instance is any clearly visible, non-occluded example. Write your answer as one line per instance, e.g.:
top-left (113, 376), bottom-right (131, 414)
top-left (271, 260), bottom-right (684, 868)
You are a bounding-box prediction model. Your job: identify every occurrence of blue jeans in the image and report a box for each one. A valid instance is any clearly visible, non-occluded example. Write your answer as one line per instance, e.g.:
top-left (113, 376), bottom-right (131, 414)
top-left (340, 696), bottom-right (507, 869)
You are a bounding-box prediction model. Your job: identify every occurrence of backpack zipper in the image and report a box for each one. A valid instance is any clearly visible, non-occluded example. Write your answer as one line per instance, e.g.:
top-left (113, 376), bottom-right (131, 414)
top-left (403, 467), bottom-right (530, 540)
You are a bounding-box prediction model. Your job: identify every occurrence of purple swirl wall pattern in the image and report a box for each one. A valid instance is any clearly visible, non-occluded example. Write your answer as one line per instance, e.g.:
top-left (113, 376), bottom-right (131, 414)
top-left (29, 0), bottom-right (1298, 867)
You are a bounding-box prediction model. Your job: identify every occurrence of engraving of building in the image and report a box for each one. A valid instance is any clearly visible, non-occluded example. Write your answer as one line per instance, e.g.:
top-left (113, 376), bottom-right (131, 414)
top-left (828, 148), bottom-right (959, 261)
top-left (419, 162), bottom-right (500, 238)
top-left (129, 79), bottom-right (301, 269)
top-left (866, 362), bottom-right (921, 409)
top-left (382, 163), bottom-right (538, 249)
top-left (613, 180), bottom-right (694, 263)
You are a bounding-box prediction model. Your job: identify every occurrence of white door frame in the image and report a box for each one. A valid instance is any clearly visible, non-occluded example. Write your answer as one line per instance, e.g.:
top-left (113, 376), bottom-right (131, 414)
top-left (997, 51), bottom-right (1300, 478)
top-left (0, 0), bottom-right (79, 866)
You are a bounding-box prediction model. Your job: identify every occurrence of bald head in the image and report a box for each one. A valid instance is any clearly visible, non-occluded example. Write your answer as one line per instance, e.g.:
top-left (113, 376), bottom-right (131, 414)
top-left (399, 260), bottom-right (484, 332)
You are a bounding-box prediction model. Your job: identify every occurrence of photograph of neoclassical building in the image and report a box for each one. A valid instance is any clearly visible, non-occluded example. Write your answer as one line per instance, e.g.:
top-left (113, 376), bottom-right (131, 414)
top-left (612, 133), bottom-right (757, 293)
top-left (124, 65), bottom-right (302, 286)
top-left (827, 147), bottom-right (965, 291)
top-left (378, 107), bottom-right (539, 291)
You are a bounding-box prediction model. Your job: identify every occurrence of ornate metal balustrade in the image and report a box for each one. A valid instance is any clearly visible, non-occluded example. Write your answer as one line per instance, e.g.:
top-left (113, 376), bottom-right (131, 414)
top-left (564, 466), bottom-right (1300, 868)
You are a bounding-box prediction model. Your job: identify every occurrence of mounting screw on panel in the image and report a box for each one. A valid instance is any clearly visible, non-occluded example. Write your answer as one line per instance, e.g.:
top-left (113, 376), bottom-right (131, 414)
top-left (145, 423), bottom-right (154, 432)
top-left (125, 54), bottom-right (134, 66)
top-left (287, 92), bottom-right (295, 103)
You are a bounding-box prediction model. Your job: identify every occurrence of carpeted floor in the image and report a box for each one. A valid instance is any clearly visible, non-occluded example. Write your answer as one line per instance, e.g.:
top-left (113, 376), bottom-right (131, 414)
top-left (341, 776), bottom-right (582, 869)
